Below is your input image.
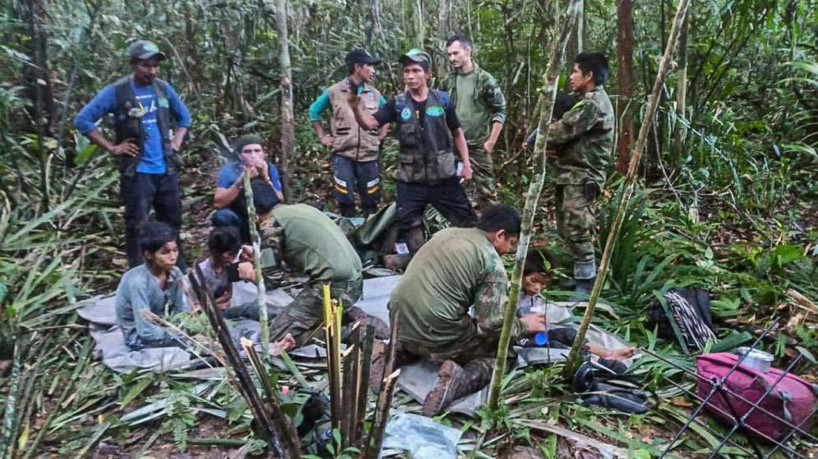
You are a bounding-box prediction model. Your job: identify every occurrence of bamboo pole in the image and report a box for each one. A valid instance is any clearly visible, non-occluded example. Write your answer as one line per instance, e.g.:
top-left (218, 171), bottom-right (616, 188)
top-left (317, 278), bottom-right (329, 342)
top-left (323, 286), bottom-right (343, 432)
top-left (243, 170), bottom-right (270, 359)
top-left (241, 337), bottom-right (302, 454)
top-left (189, 267), bottom-right (299, 458)
top-left (487, 0), bottom-right (582, 411)
top-left (563, 0), bottom-right (692, 378)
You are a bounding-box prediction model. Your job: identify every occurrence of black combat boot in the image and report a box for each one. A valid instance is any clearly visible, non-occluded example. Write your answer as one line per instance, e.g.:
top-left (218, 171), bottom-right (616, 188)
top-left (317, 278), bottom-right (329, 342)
top-left (422, 360), bottom-right (492, 416)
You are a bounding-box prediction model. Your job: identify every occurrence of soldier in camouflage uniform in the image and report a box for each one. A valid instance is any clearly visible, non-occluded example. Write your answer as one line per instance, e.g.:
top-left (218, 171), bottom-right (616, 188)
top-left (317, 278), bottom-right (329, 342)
top-left (236, 195), bottom-right (387, 347)
top-left (546, 52), bottom-right (615, 298)
top-left (384, 204), bottom-right (546, 416)
top-left (441, 34), bottom-right (507, 213)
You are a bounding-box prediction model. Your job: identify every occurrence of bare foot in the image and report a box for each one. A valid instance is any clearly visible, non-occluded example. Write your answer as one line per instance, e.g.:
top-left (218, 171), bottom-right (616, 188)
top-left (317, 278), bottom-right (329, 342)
top-left (271, 333), bottom-right (296, 355)
top-left (604, 347), bottom-right (636, 360)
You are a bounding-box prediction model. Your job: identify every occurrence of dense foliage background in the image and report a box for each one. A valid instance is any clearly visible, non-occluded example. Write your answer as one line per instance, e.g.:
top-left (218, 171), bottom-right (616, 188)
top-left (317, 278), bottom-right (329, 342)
top-left (0, 0), bottom-right (816, 455)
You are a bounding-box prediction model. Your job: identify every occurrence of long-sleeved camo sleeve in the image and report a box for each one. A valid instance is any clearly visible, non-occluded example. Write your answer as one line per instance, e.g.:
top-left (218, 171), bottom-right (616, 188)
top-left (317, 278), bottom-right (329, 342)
top-left (473, 256), bottom-right (525, 339)
top-left (483, 77), bottom-right (507, 125)
top-left (546, 97), bottom-right (599, 146)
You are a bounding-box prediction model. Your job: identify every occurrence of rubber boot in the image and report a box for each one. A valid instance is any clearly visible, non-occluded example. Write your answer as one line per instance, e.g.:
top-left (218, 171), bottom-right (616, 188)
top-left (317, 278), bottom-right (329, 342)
top-left (568, 277), bottom-right (595, 302)
top-left (569, 260), bottom-right (597, 302)
top-left (422, 360), bottom-right (492, 416)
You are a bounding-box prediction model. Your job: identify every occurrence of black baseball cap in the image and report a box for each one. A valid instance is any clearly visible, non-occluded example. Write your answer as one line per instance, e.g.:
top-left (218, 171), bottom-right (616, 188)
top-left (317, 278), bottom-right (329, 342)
top-left (345, 48), bottom-right (381, 66)
top-left (400, 48), bottom-right (432, 66)
top-left (127, 40), bottom-right (167, 61)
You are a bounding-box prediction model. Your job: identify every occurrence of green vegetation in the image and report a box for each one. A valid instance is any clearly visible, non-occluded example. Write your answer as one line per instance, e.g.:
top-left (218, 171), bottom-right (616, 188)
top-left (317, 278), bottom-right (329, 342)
top-left (1, 0), bottom-right (816, 456)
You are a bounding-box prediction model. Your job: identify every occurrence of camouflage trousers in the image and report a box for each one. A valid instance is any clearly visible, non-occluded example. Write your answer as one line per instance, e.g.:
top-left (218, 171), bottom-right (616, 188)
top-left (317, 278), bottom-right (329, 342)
top-left (269, 278), bottom-right (363, 347)
top-left (465, 144), bottom-right (498, 213)
top-left (555, 184), bottom-right (599, 279)
top-left (394, 331), bottom-right (513, 378)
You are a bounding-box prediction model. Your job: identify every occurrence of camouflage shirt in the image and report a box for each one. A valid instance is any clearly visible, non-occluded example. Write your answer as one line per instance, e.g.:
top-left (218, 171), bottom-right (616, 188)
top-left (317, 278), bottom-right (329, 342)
top-left (389, 227), bottom-right (525, 348)
top-left (548, 86), bottom-right (615, 185)
top-left (440, 63), bottom-right (507, 144)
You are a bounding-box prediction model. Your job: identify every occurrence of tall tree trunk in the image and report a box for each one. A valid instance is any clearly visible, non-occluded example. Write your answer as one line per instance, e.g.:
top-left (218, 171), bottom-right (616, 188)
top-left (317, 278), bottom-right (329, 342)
top-left (563, 0), bottom-right (692, 379)
top-left (671, 4), bottom-right (690, 165)
top-left (275, 0), bottom-right (295, 199)
top-left (487, 0), bottom-right (583, 411)
top-left (616, 0), bottom-right (634, 174)
top-left (365, 0), bottom-right (382, 45)
top-left (18, 0), bottom-right (57, 210)
top-left (565, 0), bottom-right (583, 59)
top-left (436, 0), bottom-right (452, 78)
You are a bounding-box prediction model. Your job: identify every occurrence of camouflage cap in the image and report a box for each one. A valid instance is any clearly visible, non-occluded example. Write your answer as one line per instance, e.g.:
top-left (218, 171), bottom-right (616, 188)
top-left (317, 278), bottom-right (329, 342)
top-left (127, 40), bottom-right (167, 61)
top-left (234, 134), bottom-right (265, 154)
top-left (400, 48), bottom-right (432, 66)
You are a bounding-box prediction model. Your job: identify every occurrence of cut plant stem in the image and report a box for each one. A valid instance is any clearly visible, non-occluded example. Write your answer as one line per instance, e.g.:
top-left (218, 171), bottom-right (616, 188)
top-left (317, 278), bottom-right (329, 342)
top-left (487, 0), bottom-right (583, 411)
top-left (563, 0), bottom-right (692, 378)
top-left (243, 168), bottom-right (269, 359)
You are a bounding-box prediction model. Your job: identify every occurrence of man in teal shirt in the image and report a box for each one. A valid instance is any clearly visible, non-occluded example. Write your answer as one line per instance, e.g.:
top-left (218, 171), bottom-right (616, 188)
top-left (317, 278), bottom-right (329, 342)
top-left (309, 48), bottom-right (388, 217)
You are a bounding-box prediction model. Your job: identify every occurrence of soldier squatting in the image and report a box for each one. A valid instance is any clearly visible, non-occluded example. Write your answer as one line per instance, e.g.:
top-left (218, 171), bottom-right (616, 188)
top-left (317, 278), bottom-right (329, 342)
top-left (76, 38), bottom-right (622, 418)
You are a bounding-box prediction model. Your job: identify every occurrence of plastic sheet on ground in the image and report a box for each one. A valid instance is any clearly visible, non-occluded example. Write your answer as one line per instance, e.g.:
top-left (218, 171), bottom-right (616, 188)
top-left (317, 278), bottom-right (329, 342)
top-left (381, 411), bottom-right (462, 459)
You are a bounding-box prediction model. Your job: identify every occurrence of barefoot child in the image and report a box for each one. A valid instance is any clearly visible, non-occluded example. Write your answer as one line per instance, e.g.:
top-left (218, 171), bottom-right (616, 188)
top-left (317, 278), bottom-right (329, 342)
top-left (116, 221), bottom-right (189, 350)
top-left (518, 261), bottom-right (635, 363)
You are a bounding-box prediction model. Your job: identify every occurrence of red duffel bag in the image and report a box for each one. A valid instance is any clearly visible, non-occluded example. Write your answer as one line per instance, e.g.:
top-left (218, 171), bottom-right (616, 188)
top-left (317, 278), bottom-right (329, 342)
top-left (696, 352), bottom-right (817, 442)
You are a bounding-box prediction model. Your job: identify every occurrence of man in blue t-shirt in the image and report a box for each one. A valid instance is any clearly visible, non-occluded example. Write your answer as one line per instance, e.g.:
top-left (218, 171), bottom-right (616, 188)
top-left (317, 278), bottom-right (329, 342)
top-left (213, 134), bottom-right (284, 242)
top-left (74, 40), bottom-right (191, 269)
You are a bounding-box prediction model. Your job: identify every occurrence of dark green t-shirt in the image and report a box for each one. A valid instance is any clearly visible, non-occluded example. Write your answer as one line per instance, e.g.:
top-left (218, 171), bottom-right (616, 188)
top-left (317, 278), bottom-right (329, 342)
top-left (389, 227), bottom-right (524, 347)
top-left (262, 204), bottom-right (361, 283)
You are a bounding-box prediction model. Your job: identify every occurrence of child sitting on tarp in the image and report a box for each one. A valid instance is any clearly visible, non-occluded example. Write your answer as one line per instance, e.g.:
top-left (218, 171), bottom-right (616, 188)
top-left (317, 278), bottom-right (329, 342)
top-left (195, 226), bottom-right (274, 320)
top-left (116, 221), bottom-right (189, 350)
top-left (517, 258), bottom-right (635, 367)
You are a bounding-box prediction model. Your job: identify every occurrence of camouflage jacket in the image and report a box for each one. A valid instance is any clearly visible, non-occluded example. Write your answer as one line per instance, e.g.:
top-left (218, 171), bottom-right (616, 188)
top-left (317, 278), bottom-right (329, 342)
top-left (440, 63), bottom-right (507, 144)
top-left (548, 86), bottom-right (615, 185)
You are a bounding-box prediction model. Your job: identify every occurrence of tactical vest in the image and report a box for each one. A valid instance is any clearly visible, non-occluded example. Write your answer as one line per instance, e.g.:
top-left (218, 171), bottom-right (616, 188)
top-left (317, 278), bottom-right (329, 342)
top-left (112, 77), bottom-right (178, 176)
top-left (394, 90), bottom-right (456, 184)
top-left (326, 79), bottom-right (382, 162)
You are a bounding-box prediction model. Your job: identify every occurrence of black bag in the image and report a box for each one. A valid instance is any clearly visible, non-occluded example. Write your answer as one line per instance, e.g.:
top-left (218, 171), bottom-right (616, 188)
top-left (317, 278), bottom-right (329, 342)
top-left (647, 288), bottom-right (717, 352)
top-left (572, 362), bottom-right (657, 414)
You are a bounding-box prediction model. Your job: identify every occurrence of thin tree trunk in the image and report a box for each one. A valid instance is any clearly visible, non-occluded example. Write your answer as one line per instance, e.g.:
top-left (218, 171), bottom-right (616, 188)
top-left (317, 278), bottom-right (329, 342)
top-left (487, 0), bottom-right (583, 410)
top-left (563, 0), bottom-right (692, 379)
top-left (616, 0), bottom-right (634, 174)
top-left (565, 0), bottom-right (583, 60)
top-left (275, 0), bottom-right (295, 199)
top-left (436, 0), bottom-right (452, 77)
top-left (671, 4), bottom-right (690, 165)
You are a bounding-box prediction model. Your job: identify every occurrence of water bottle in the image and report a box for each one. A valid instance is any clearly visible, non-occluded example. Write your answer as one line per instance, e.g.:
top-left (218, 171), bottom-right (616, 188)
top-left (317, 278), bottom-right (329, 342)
top-left (534, 331), bottom-right (549, 347)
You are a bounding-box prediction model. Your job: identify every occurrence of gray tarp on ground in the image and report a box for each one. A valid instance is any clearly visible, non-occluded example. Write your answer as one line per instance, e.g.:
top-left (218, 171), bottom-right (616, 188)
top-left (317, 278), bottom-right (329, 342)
top-left (77, 282), bottom-right (295, 373)
top-left (79, 275), bottom-right (635, 417)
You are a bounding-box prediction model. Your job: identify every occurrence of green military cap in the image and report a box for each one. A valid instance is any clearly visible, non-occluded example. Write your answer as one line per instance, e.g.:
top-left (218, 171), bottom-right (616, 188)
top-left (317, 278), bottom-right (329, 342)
top-left (233, 134), bottom-right (265, 153)
top-left (127, 40), bottom-right (167, 61)
top-left (400, 48), bottom-right (432, 66)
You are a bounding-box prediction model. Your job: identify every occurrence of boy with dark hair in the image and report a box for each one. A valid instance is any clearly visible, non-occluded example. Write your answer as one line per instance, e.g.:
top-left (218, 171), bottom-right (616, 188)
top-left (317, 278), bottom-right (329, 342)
top-left (75, 40), bottom-right (191, 270)
top-left (348, 49), bottom-right (477, 252)
top-left (382, 203), bottom-right (546, 416)
top-left (516, 260), bottom-right (634, 367)
top-left (309, 48), bottom-right (389, 217)
top-left (197, 226), bottom-right (242, 311)
top-left (115, 221), bottom-right (188, 350)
